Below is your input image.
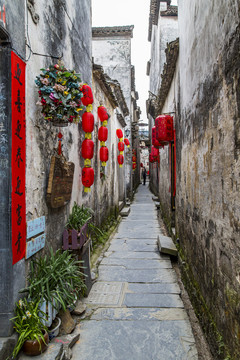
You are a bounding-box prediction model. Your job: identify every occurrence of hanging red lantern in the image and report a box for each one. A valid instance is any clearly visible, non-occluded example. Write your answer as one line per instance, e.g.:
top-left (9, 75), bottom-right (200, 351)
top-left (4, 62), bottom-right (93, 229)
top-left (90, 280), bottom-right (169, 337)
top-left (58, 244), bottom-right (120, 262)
top-left (80, 84), bottom-right (93, 106)
top-left (132, 163), bottom-right (137, 170)
top-left (98, 126), bottom-right (108, 144)
top-left (132, 155), bottom-right (137, 163)
top-left (149, 154), bottom-right (155, 163)
top-left (82, 167), bottom-right (94, 192)
top-left (155, 115), bottom-right (173, 143)
top-left (100, 146), bottom-right (109, 166)
top-left (118, 154), bottom-right (124, 168)
top-left (82, 112), bottom-right (94, 133)
top-left (98, 106), bottom-right (109, 122)
top-left (118, 141), bottom-right (124, 153)
top-left (81, 139), bottom-right (94, 165)
top-left (124, 138), bottom-right (130, 147)
top-left (140, 163), bottom-right (143, 167)
top-left (152, 126), bottom-right (164, 148)
top-left (116, 129), bottom-right (123, 139)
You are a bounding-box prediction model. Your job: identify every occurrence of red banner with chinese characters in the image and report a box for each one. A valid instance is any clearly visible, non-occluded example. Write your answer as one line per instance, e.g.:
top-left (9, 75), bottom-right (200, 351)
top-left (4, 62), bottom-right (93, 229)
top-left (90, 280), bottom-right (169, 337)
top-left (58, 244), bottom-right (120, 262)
top-left (11, 52), bottom-right (26, 265)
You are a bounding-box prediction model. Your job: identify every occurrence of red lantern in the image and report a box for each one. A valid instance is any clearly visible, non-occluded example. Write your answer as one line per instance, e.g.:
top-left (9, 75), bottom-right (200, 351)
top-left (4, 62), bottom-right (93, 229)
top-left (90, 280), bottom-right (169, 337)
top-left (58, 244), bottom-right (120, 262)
top-left (116, 129), bottom-right (123, 139)
top-left (132, 163), bottom-right (137, 170)
top-left (98, 106), bottom-right (109, 122)
top-left (98, 126), bottom-right (108, 142)
top-left (155, 115), bottom-right (173, 143)
top-left (82, 167), bottom-right (94, 192)
top-left (140, 163), bottom-right (143, 167)
top-left (81, 139), bottom-right (94, 160)
top-left (80, 84), bottom-right (93, 106)
top-left (118, 154), bottom-right (124, 167)
top-left (100, 146), bottom-right (109, 166)
top-left (152, 126), bottom-right (164, 148)
top-left (149, 154), bottom-right (155, 163)
top-left (82, 112), bottom-right (94, 133)
top-left (151, 146), bottom-right (159, 158)
top-left (124, 138), bottom-right (130, 147)
top-left (132, 155), bottom-right (137, 163)
top-left (118, 141), bottom-right (124, 152)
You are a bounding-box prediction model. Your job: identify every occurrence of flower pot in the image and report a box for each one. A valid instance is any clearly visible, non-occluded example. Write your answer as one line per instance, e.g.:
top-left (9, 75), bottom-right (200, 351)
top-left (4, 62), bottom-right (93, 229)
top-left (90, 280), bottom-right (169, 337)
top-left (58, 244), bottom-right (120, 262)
top-left (48, 316), bottom-right (61, 341)
top-left (22, 329), bottom-right (49, 356)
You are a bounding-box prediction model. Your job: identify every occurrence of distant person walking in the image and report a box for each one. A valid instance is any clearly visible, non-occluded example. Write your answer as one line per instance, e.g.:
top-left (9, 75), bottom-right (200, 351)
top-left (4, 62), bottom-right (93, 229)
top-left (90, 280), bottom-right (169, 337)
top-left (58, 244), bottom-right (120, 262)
top-left (142, 167), bottom-right (147, 185)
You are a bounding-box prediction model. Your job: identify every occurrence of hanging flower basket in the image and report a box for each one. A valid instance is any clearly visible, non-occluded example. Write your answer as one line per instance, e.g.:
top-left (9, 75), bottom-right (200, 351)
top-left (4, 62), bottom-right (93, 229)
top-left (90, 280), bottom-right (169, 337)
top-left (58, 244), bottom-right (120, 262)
top-left (35, 64), bottom-right (85, 126)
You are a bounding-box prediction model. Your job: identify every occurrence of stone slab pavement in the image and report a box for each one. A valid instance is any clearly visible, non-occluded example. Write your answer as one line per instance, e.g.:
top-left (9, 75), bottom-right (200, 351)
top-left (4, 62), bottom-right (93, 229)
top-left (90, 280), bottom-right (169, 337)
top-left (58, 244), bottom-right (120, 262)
top-left (72, 185), bottom-right (198, 360)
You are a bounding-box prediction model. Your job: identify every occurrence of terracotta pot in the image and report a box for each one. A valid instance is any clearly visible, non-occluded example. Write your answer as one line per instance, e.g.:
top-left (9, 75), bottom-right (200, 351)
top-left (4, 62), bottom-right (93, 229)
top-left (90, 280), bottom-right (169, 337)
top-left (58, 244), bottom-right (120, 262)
top-left (22, 330), bottom-right (49, 356)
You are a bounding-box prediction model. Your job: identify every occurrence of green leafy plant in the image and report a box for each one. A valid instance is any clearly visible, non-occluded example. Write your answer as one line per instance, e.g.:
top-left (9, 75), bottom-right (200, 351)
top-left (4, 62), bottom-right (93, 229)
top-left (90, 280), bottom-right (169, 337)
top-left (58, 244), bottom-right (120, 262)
top-left (21, 249), bottom-right (87, 312)
top-left (66, 202), bottom-right (103, 238)
top-left (9, 298), bottom-right (47, 359)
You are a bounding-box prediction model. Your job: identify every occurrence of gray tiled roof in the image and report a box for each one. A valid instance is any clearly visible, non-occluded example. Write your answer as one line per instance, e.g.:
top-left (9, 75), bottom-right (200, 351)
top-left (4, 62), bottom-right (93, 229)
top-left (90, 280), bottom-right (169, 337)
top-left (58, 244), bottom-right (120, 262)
top-left (92, 26), bottom-right (134, 38)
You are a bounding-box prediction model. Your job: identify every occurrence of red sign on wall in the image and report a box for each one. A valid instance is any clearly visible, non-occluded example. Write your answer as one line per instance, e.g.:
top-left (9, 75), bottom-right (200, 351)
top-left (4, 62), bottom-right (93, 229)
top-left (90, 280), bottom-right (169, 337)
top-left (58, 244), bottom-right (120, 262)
top-left (11, 52), bottom-right (26, 265)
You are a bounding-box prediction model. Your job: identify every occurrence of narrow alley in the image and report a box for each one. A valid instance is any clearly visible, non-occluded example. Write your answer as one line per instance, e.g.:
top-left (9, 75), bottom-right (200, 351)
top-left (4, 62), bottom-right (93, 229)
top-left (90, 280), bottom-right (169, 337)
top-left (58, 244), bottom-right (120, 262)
top-left (71, 185), bottom-right (198, 360)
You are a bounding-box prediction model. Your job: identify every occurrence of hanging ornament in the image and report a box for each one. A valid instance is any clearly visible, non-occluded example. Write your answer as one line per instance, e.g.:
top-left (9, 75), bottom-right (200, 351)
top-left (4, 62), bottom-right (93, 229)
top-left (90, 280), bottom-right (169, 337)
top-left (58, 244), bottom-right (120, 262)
top-left (98, 126), bottom-right (108, 147)
top-left (82, 112), bottom-right (94, 137)
top-left (116, 129), bottom-right (123, 140)
top-left (81, 139), bottom-right (94, 166)
top-left (80, 84), bottom-right (93, 107)
top-left (118, 141), bottom-right (124, 153)
top-left (155, 115), bottom-right (174, 143)
top-left (100, 146), bottom-right (109, 167)
top-left (132, 162), bottom-right (137, 170)
top-left (98, 106), bottom-right (109, 126)
top-left (132, 155), bottom-right (137, 163)
top-left (124, 138), bottom-right (130, 147)
top-left (82, 167), bottom-right (94, 192)
top-left (118, 154), bottom-right (124, 168)
top-left (58, 132), bottom-right (63, 155)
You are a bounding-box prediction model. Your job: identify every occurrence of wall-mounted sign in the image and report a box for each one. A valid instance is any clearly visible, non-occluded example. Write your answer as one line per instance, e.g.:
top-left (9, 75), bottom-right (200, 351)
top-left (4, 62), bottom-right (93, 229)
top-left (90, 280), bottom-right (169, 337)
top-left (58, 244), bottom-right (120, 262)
top-left (27, 216), bottom-right (45, 239)
top-left (11, 51), bottom-right (26, 265)
top-left (25, 233), bottom-right (45, 259)
top-left (46, 156), bottom-right (74, 208)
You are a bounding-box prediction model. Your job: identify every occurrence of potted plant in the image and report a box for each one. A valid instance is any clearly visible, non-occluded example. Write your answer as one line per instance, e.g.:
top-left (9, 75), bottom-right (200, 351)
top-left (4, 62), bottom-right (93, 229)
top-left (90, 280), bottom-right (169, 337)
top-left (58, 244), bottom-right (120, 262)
top-left (9, 298), bottom-right (48, 358)
top-left (20, 248), bottom-right (87, 326)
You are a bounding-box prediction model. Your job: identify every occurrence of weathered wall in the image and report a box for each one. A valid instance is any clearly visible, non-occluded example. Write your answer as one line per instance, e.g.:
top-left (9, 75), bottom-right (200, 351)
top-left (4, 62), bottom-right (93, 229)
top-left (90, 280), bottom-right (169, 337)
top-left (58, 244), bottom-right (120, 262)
top-left (176, 0), bottom-right (240, 357)
top-left (92, 76), bottom-right (123, 225)
top-left (149, 14), bottom-right (178, 96)
top-left (26, 0), bottom-right (92, 252)
top-left (92, 34), bottom-right (132, 199)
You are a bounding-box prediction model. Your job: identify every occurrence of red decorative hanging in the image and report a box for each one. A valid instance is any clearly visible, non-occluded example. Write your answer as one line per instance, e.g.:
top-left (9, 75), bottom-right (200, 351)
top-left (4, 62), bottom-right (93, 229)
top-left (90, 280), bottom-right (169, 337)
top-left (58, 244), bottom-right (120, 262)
top-left (118, 141), bottom-right (124, 153)
top-left (132, 155), bottom-right (137, 163)
top-left (118, 154), bottom-right (124, 168)
top-left (149, 154), bottom-right (155, 163)
top-left (155, 115), bottom-right (174, 143)
top-left (82, 167), bottom-right (94, 192)
top-left (80, 84), bottom-right (93, 106)
top-left (116, 129), bottom-right (123, 139)
top-left (81, 139), bottom-right (94, 165)
top-left (98, 106), bottom-right (109, 122)
top-left (124, 138), bottom-right (130, 147)
top-left (58, 132), bottom-right (63, 155)
top-left (100, 146), bottom-right (109, 166)
top-left (132, 163), bottom-right (137, 170)
top-left (98, 126), bottom-right (108, 143)
top-left (140, 163), bottom-right (143, 167)
top-left (152, 126), bottom-right (164, 148)
top-left (82, 112), bottom-right (94, 133)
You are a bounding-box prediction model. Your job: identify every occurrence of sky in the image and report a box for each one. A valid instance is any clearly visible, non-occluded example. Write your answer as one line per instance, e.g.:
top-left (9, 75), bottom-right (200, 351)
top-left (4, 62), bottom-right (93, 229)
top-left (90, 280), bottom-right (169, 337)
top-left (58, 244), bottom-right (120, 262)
top-left (92, 0), bottom-right (178, 123)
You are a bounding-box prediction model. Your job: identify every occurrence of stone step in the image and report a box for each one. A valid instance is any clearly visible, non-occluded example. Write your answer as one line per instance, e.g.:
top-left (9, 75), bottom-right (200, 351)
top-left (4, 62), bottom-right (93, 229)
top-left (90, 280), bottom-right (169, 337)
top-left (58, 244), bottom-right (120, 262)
top-left (120, 207), bottom-right (130, 217)
top-left (157, 235), bottom-right (178, 257)
top-left (118, 201), bottom-right (125, 212)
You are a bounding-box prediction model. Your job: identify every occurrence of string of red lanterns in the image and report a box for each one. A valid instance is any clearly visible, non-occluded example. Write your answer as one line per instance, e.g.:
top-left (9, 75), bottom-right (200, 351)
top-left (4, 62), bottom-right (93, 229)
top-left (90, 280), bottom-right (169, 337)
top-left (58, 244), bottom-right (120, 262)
top-left (80, 84), bottom-right (94, 192)
top-left (116, 128), bottom-right (124, 168)
top-left (132, 149), bottom-right (137, 171)
top-left (98, 105), bottom-right (109, 167)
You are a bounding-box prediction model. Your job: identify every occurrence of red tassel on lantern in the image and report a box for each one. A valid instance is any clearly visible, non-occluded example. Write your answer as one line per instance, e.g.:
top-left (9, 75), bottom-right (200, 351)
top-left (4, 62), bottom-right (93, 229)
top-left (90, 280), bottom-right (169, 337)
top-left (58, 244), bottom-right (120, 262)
top-left (80, 84), bottom-right (93, 106)
top-left (116, 129), bottom-right (123, 140)
top-left (81, 139), bottom-right (94, 166)
top-left (100, 146), bottom-right (109, 166)
top-left (82, 112), bottom-right (94, 134)
top-left (58, 132), bottom-right (63, 155)
top-left (118, 141), bottom-right (124, 153)
top-left (82, 167), bottom-right (94, 192)
top-left (124, 138), bottom-right (130, 147)
top-left (118, 154), bottom-right (124, 168)
top-left (98, 126), bottom-right (108, 146)
top-left (98, 106), bottom-right (109, 123)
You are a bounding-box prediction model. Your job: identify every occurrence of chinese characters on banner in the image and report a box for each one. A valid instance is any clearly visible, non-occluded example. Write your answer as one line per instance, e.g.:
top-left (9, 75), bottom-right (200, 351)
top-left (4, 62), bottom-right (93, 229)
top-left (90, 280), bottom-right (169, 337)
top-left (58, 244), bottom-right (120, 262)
top-left (11, 52), bottom-right (26, 265)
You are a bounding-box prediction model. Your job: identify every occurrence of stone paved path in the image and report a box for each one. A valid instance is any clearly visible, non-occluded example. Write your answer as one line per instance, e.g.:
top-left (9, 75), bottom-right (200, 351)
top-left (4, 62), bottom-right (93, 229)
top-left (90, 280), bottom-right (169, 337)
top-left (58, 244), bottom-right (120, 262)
top-left (72, 185), bottom-right (198, 360)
